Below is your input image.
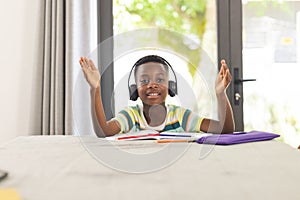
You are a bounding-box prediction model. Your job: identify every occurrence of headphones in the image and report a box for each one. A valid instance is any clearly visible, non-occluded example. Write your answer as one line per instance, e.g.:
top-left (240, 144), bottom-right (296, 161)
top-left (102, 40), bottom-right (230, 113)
top-left (128, 55), bottom-right (178, 101)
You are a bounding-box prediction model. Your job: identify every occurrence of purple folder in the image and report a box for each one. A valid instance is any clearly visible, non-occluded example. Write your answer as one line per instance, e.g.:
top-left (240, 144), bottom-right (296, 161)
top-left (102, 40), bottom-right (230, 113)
top-left (196, 130), bottom-right (280, 145)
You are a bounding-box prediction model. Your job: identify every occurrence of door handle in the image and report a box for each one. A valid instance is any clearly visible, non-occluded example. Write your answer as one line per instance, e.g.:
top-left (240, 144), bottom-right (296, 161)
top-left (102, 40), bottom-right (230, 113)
top-left (234, 78), bottom-right (256, 84)
top-left (233, 68), bottom-right (256, 105)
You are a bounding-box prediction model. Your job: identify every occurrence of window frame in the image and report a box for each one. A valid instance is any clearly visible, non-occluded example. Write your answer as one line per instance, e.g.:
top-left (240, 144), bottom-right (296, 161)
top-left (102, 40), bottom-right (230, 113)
top-left (97, 0), bottom-right (114, 119)
top-left (217, 0), bottom-right (244, 131)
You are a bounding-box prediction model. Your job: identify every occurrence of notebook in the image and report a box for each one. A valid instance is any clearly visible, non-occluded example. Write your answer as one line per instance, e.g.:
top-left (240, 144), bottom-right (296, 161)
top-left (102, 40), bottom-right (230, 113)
top-left (105, 130), bottom-right (212, 141)
top-left (196, 130), bottom-right (280, 145)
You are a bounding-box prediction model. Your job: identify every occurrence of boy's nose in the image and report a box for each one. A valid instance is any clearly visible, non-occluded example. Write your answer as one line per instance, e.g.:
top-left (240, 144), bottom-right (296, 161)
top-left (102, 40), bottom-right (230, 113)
top-left (147, 81), bottom-right (158, 88)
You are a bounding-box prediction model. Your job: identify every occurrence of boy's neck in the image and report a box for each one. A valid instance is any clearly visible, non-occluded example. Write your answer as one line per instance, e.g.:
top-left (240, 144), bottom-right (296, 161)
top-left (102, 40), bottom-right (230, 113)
top-left (142, 103), bottom-right (167, 127)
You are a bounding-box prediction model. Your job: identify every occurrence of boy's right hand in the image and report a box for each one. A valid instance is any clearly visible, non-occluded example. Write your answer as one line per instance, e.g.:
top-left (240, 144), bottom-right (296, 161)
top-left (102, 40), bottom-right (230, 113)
top-left (79, 57), bottom-right (100, 89)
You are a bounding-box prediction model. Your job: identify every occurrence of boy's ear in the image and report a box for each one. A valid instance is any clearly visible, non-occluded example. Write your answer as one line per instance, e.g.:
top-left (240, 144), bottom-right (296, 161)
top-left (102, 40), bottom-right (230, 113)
top-left (129, 84), bottom-right (138, 101)
top-left (168, 81), bottom-right (177, 97)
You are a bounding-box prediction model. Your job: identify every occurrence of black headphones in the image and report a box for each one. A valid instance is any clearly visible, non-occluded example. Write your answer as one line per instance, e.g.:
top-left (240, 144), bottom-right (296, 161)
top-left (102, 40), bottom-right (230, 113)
top-left (128, 55), bottom-right (178, 101)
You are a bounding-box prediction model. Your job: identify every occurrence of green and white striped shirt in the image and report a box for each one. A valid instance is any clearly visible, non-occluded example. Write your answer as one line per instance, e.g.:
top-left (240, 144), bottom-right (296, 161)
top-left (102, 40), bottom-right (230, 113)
top-left (114, 104), bottom-right (204, 133)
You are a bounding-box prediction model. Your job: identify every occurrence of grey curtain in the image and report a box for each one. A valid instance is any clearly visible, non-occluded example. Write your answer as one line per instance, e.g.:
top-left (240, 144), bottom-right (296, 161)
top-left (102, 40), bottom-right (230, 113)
top-left (42, 0), bottom-right (97, 135)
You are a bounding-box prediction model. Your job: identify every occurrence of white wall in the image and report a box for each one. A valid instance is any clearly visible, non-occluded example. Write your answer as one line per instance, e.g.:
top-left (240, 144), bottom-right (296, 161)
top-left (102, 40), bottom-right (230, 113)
top-left (0, 0), bottom-right (44, 144)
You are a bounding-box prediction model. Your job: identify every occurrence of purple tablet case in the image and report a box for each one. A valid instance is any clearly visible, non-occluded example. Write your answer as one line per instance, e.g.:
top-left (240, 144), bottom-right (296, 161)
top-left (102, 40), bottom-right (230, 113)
top-left (196, 130), bottom-right (280, 145)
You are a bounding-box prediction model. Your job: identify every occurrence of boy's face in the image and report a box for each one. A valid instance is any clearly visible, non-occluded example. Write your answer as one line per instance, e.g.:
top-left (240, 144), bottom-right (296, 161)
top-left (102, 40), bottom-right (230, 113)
top-left (135, 62), bottom-right (168, 105)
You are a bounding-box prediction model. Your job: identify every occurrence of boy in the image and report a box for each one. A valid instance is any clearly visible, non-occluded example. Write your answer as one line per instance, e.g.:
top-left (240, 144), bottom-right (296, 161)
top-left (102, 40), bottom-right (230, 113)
top-left (79, 55), bottom-right (235, 137)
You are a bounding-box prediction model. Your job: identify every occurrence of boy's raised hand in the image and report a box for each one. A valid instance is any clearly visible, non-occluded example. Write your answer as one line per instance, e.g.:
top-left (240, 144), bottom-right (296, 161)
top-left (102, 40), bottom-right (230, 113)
top-left (79, 57), bottom-right (100, 89)
top-left (215, 59), bottom-right (232, 95)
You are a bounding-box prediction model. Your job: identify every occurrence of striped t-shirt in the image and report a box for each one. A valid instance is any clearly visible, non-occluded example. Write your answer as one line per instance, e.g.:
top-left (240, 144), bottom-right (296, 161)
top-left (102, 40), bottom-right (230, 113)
top-left (113, 104), bottom-right (204, 133)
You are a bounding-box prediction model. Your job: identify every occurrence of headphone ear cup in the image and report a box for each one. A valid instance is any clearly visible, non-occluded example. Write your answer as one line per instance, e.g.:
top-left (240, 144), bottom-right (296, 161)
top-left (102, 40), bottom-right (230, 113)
top-left (168, 81), bottom-right (177, 97)
top-left (129, 84), bottom-right (138, 101)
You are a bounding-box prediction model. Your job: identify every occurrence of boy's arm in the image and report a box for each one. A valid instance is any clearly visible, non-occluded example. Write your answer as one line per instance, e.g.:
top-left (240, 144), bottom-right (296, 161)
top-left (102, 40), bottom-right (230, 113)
top-left (200, 59), bottom-right (235, 133)
top-left (91, 84), bottom-right (121, 137)
top-left (80, 57), bottom-right (121, 137)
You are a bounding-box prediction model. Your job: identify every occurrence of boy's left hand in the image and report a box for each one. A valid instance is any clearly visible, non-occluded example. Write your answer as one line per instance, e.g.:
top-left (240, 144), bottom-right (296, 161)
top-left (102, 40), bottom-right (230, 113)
top-left (215, 59), bottom-right (232, 95)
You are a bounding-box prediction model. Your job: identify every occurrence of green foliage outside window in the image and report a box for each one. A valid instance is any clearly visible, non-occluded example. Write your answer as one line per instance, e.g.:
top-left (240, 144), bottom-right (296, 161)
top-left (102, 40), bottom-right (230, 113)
top-left (114, 0), bottom-right (208, 78)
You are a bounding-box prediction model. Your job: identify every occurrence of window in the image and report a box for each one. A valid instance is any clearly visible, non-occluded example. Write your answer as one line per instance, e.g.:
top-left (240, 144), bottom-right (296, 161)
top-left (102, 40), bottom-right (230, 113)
top-left (242, 0), bottom-right (300, 147)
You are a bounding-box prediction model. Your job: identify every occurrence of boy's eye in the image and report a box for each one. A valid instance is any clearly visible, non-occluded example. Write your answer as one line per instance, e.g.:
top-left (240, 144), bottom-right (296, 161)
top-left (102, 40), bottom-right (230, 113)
top-left (140, 79), bottom-right (150, 85)
top-left (156, 78), bottom-right (165, 83)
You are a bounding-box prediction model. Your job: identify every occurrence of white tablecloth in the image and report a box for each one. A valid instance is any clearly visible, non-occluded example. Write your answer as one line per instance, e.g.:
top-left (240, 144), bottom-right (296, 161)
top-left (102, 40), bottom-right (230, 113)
top-left (0, 136), bottom-right (300, 200)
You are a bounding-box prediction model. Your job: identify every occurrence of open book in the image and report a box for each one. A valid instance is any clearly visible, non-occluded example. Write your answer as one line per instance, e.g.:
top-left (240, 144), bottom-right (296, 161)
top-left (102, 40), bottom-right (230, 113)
top-left (105, 130), bottom-right (212, 142)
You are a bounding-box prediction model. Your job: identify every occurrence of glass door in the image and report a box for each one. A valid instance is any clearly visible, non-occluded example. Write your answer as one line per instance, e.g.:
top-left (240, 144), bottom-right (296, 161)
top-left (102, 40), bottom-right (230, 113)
top-left (242, 0), bottom-right (300, 148)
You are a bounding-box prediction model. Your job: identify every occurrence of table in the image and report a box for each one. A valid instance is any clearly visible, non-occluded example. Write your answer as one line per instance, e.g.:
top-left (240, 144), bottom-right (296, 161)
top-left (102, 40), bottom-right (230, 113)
top-left (0, 136), bottom-right (300, 200)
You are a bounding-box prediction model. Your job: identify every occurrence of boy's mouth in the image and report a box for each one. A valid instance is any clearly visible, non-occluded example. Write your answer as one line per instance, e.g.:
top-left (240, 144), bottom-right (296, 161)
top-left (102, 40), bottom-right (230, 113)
top-left (146, 92), bottom-right (160, 98)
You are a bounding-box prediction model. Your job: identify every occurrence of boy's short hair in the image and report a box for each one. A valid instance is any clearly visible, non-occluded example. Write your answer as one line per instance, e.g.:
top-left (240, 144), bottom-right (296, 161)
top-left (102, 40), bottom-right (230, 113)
top-left (133, 55), bottom-right (169, 77)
